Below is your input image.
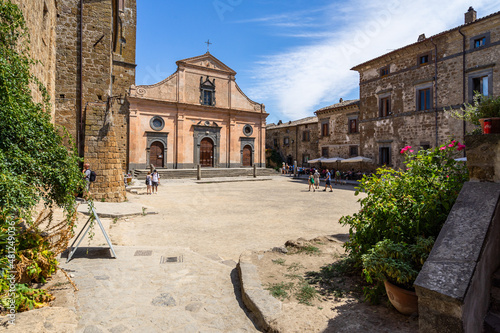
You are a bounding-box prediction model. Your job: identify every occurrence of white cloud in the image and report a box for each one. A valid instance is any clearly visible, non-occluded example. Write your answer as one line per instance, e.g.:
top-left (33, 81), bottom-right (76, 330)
top-left (249, 0), bottom-right (500, 123)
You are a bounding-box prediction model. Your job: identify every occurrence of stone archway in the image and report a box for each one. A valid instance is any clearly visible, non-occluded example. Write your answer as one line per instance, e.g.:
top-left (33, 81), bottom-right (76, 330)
top-left (150, 141), bottom-right (164, 168)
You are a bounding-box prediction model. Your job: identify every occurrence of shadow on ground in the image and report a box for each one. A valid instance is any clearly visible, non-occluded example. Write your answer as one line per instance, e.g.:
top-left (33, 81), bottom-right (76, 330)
top-left (60, 247), bottom-right (115, 261)
top-left (230, 268), bottom-right (261, 331)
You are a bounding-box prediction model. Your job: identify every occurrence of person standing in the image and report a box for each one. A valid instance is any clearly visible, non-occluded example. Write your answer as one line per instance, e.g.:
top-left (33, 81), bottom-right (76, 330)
top-left (323, 169), bottom-right (333, 192)
top-left (335, 169), bottom-right (342, 185)
top-left (313, 169), bottom-right (320, 190)
top-left (308, 172), bottom-right (315, 192)
top-left (146, 172), bottom-right (152, 195)
top-left (151, 169), bottom-right (160, 194)
top-left (82, 162), bottom-right (91, 199)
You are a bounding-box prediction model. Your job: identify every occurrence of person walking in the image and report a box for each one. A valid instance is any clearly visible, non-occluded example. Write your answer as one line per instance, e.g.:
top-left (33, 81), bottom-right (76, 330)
top-left (335, 169), bottom-right (342, 185)
top-left (151, 169), bottom-right (160, 194)
top-left (313, 169), bottom-right (320, 190)
top-left (308, 172), bottom-right (315, 192)
top-left (323, 169), bottom-right (333, 192)
top-left (146, 172), bottom-right (152, 195)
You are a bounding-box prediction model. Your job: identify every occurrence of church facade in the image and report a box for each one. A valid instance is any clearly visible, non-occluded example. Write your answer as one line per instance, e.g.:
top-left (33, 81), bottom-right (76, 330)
top-left (128, 53), bottom-right (268, 170)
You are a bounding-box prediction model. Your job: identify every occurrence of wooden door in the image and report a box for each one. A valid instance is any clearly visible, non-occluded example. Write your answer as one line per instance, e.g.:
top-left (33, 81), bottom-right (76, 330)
top-left (200, 138), bottom-right (214, 167)
top-left (242, 145), bottom-right (252, 167)
top-left (150, 141), bottom-right (164, 168)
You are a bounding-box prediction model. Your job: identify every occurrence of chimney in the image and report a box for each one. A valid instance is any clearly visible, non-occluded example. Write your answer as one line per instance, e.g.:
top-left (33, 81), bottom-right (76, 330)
top-left (418, 34), bottom-right (426, 42)
top-left (465, 7), bottom-right (477, 24)
top-left (339, 98), bottom-right (343, 103)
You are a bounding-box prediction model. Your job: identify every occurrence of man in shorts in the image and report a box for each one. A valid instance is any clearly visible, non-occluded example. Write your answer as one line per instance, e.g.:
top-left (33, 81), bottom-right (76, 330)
top-left (323, 169), bottom-right (333, 192)
top-left (151, 169), bottom-right (160, 194)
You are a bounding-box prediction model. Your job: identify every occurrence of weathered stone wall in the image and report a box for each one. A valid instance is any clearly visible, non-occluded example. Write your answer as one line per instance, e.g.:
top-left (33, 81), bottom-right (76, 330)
top-left (266, 119), bottom-right (318, 167)
top-left (84, 103), bottom-right (126, 202)
top-left (317, 103), bottom-right (361, 171)
top-left (12, 0), bottom-right (57, 119)
top-left (354, 12), bottom-right (500, 169)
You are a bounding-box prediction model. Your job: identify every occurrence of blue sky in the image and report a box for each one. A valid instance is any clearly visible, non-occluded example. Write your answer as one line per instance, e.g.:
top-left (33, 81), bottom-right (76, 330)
top-left (136, 0), bottom-right (500, 124)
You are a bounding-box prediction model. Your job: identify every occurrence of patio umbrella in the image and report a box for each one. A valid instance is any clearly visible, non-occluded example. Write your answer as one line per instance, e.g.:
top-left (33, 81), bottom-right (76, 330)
top-left (322, 157), bottom-right (345, 171)
top-left (341, 156), bottom-right (373, 173)
top-left (308, 157), bottom-right (328, 163)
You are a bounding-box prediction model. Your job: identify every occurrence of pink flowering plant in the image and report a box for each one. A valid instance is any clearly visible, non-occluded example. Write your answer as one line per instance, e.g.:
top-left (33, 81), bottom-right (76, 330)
top-left (339, 140), bottom-right (468, 300)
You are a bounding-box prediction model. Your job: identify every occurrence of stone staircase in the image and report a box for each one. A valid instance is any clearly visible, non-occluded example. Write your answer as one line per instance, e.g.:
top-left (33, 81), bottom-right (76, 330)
top-left (133, 167), bottom-right (278, 180)
top-left (484, 269), bottom-right (500, 332)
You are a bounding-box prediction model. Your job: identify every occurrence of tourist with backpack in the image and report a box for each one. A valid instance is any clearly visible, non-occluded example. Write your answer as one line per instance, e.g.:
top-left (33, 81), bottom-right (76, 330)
top-left (82, 162), bottom-right (96, 199)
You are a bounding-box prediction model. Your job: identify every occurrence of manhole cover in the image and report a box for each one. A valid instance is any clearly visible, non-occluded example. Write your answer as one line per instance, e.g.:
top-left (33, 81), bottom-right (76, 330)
top-left (134, 250), bottom-right (153, 256)
top-left (160, 255), bottom-right (183, 264)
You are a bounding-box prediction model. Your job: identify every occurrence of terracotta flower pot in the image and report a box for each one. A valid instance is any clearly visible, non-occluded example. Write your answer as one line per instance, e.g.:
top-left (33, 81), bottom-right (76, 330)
top-left (384, 280), bottom-right (418, 315)
top-left (479, 118), bottom-right (500, 134)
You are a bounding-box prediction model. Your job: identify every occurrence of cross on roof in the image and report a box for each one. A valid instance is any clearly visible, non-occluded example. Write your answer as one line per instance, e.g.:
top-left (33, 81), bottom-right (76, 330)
top-left (205, 39), bottom-right (212, 53)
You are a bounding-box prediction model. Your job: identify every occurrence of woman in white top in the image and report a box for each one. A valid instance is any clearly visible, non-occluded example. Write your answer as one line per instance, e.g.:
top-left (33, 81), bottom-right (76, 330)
top-left (313, 169), bottom-right (320, 190)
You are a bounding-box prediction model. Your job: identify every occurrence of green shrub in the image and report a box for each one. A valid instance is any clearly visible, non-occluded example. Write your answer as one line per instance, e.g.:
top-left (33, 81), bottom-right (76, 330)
top-left (340, 141), bottom-right (468, 264)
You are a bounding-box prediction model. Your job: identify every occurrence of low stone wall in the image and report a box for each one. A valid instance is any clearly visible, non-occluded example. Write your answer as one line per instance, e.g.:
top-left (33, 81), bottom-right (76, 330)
top-left (415, 134), bottom-right (500, 332)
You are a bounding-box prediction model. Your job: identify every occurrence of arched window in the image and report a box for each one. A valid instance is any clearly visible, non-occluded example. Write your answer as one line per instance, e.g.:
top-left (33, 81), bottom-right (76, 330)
top-left (200, 76), bottom-right (215, 106)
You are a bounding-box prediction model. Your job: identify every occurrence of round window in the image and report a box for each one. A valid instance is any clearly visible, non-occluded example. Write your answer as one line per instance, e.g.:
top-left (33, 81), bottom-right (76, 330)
top-left (150, 116), bottom-right (165, 131)
top-left (243, 124), bottom-right (253, 136)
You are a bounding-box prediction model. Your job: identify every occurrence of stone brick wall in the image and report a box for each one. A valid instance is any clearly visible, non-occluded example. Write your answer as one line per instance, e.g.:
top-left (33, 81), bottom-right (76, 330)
top-left (266, 117), bottom-right (318, 167)
top-left (54, 0), bottom-right (136, 201)
top-left (353, 11), bottom-right (500, 169)
top-left (84, 103), bottom-right (126, 202)
top-left (11, 0), bottom-right (57, 119)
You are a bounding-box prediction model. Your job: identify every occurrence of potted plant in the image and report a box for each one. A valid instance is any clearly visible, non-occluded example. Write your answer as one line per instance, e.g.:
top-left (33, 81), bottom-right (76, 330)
top-left (448, 93), bottom-right (500, 134)
top-left (361, 237), bottom-right (435, 315)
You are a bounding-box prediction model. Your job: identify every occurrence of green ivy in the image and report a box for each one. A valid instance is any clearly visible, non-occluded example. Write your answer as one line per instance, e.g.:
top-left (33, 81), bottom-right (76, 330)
top-left (0, 0), bottom-right (85, 312)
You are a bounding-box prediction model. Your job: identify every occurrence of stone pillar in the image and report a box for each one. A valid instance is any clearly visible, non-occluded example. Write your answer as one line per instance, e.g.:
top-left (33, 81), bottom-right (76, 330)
top-left (197, 164), bottom-right (201, 180)
top-left (84, 103), bottom-right (126, 202)
top-left (294, 161), bottom-right (297, 177)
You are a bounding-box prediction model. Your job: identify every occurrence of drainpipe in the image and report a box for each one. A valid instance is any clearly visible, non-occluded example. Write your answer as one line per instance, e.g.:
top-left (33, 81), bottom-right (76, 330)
top-left (78, 0), bottom-right (84, 158)
top-left (458, 27), bottom-right (467, 147)
top-left (430, 37), bottom-right (438, 147)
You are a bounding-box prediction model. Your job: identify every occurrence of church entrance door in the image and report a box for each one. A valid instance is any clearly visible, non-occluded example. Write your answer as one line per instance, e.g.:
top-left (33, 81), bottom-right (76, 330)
top-left (150, 141), bottom-right (164, 168)
top-left (200, 138), bottom-right (214, 167)
top-left (242, 145), bottom-right (252, 167)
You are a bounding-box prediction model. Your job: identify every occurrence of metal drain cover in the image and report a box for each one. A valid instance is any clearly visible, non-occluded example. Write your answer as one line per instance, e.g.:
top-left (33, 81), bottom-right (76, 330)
top-left (134, 250), bottom-right (153, 256)
top-left (160, 255), bottom-right (183, 264)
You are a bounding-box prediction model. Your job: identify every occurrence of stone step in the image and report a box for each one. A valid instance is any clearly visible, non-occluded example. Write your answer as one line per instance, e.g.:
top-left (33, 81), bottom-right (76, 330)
top-left (133, 168), bottom-right (278, 180)
top-left (484, 312), bottom-right (500, 333)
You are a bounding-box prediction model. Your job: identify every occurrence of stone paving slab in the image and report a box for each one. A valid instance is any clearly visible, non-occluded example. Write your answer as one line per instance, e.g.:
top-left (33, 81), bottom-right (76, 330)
top-left (60, 246), bottom-right (259, 333)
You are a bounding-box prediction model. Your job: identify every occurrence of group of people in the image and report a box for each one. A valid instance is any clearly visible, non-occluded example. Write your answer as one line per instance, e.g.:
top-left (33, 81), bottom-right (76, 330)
top-left (281, 162), bottom-right (294, 175)
top-left (307, 168), bottom-right (348, 192)
top-left (145, 170), bottom-right (160, 194)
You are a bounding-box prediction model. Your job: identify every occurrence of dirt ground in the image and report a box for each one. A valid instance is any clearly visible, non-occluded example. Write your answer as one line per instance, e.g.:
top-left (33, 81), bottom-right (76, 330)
top-left (251, 235), bottom-right (419, 333)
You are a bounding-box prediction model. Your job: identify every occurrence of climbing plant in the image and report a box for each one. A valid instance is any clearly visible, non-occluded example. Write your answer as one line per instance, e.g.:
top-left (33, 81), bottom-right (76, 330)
top-left (0, 0), bottom-right (84, 312)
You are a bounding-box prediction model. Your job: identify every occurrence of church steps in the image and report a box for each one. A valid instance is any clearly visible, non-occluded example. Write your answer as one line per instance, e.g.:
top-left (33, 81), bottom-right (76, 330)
top-left (133, 168), bottom-right (278, 180)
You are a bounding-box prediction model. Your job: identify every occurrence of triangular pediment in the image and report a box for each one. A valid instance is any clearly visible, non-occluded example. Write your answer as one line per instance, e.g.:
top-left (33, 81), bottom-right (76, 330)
top-left (176, 52), bottom-right (237, 75)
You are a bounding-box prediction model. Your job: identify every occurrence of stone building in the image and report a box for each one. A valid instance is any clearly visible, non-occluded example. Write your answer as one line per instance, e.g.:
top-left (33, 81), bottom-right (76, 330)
top-left (351, 7), bottom-right (500, 169)
top-left (314, 99), bottom-right (360, 162)
top-left (128, 52), bottom-right (268, 170)
top-left (11, 0), bottom-right (58, 119)
top-left (266, 116), bottom-right (318, 167)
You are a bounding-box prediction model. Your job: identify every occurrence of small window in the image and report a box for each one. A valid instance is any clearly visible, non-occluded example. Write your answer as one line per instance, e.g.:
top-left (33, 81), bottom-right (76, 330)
top-left (379, 97), bottom-right (391, 117)
top-left (380, 147), bottom-right (390, 165)
top-left (302, 154), bottom-right (310, 164)
top-left (118, 0), bottom-right (125, 12)
top-left (302, 131), bottom-right (310, 142)
top-left (348, 119), bottom-right (358, 133)
top-left (284, 137), bottom-right (289, 145)
top-left (472, 76), bottom-right (489, 97)
top-left (200, 76), bottom-right (215, 106)
top-left (474, 37), bottom-right (486, 48)
top-left (417, 88), bottom-right (432, 111)
top-left (350, 146), bottom-right (358, 156)
top-left (420, 143), bottom-right (431, 150)
top-left (243, 124), bottom-right (253, 136)
top-left (321, 123), bottom-right (329, 137)
top-left (380, 66), bottom-right (390, 77)
top-left (273, 139), bottom-right (278, 147)
top-left (321, 147), bottom-right (329, 158)
top-left (150, 116), bottom-right (165, 131)
top-left (418, 53), bottom-right (431, 66)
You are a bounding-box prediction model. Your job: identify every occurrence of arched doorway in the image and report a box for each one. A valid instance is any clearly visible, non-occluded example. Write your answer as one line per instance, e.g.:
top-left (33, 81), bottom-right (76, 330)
top-left (200, 138), bottom-right (214, 167)
top-left (150, 141), bottom-right (164, 168)
top-left (242, 145), bottom-right (252, 167)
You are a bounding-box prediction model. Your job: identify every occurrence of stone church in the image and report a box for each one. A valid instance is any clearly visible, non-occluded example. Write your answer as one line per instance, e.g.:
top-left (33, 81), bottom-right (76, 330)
top-left (128, 52), bottom-right (268, 170)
